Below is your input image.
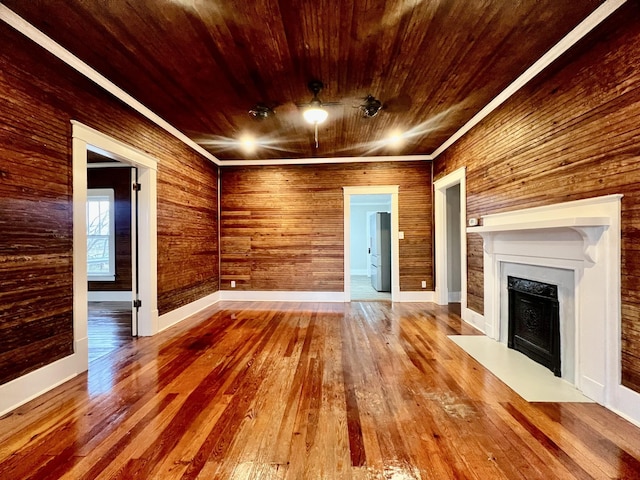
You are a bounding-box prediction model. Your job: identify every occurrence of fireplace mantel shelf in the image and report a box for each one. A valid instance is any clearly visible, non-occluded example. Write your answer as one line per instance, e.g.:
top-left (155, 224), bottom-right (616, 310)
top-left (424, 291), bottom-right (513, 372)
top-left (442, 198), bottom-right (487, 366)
top-left (467, 216), bottom-right (610, 234)
top-left (468, 216), bottom-right (611, 267)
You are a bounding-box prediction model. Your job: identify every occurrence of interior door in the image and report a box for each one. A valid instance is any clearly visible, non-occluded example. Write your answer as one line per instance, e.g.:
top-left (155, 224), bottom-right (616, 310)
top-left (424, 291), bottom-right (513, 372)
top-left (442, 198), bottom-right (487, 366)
top-left (131, 167), bottom-right (139, 337)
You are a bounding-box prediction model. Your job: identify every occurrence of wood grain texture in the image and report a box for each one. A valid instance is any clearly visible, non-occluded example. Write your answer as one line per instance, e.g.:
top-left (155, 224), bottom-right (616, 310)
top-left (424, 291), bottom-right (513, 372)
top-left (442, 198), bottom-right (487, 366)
top-left (1, 301), bottom-right (639, 479)
top-left (434, 3), bottom-right (640, 392)
top-left (2, 0), bottom-right (603, 160)
top-left (88, 301), bottom-right (131, 363)
top-left (0, 23), bottom-right (218, 385)
top-left (220, 161), bottom-right (432, 291)
top-left (87, 166), bottom-right (133, 292)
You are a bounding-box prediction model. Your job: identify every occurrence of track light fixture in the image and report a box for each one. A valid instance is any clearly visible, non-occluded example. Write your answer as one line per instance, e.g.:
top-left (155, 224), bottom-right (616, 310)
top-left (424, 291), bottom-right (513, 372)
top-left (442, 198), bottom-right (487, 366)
top-left (361, 95), bottom-right (383, 118)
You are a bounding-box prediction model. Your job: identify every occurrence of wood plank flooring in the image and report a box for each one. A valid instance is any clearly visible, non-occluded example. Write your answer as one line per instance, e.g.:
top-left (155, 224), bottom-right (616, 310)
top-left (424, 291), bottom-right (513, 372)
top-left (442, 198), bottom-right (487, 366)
top-left (1, 301), bottom-right (640, 479)
top-left (88, 302), bottom-right (132, 363)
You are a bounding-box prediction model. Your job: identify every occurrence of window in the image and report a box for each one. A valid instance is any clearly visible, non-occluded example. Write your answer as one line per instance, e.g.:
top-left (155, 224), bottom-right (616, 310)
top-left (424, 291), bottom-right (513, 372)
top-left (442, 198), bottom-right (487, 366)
top-left (87, 189), bottom-right (115, 281)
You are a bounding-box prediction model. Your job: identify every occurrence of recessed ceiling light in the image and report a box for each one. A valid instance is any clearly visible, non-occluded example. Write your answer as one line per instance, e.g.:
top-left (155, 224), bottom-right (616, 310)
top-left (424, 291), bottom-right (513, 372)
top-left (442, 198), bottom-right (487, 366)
top-left (387, 131), bottom-right (405, 148)
top-left (239, 135), bottom-right (257, 154)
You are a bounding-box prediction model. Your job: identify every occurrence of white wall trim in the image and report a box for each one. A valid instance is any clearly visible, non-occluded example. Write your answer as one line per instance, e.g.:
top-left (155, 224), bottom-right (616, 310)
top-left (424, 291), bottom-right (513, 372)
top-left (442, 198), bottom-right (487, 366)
top-left (73, 121), bottom-right (159, 339)
top-left (430, 0), bottom-right (627, 159)
top-left (397, 291), bottom-right (435, 303)
top-left (0, 5), bottom-right (220, 166)
top-left (463, 308), bottom-right (486, 333)
top-left (433, 167), bottom-right (467, 310)
top-left (0, 338), bottom-right (87, 417)
top-left (88, 291), bottom-right (132, 302)
top-left (343, 186), bottom-right (400, 303)
top-left (610, 385), bottom-right (640, 428)
top-left (221, 290), bottom-right (346, 302)
top-left (158, 292), bottom-right (221, 332)
top-left (0, 2), bottom-right (625, 166)
top-left (220, 155), bottom-right (432, 166)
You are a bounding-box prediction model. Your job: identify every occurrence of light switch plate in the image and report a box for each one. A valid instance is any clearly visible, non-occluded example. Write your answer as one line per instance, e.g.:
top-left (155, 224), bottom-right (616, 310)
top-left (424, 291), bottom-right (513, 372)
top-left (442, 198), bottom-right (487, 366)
top-left (398, 231), bottom-right (404, 239)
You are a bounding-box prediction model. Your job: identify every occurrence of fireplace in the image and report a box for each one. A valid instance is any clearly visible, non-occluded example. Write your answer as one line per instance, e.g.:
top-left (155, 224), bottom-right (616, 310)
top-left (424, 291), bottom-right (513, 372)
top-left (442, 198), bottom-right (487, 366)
top-left (507, 276), bottom-right (560, 377)
top-left (467, 194), bottom-right (622, 405)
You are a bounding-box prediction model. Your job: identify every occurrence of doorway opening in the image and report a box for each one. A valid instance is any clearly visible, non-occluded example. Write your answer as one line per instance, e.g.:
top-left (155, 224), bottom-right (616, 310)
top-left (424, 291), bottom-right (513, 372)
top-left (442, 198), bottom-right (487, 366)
top-left (343, 186), bottom-right (400, 302)
top-left (349, 195), bottom-right (392, 301)
top-left (434, 167), bottom-right (467, 311)
top-left (72, 121), bottom-right (159, 376)
top-left (86, 155), bottom-right (137, 363)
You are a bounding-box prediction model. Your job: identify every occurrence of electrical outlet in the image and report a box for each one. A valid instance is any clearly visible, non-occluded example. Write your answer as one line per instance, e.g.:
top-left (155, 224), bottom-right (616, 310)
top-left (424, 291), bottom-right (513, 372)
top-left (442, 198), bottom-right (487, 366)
top-left (421, 280), bottom-right (427, 289)
top-left (231, 280), bottom-right (236, 288)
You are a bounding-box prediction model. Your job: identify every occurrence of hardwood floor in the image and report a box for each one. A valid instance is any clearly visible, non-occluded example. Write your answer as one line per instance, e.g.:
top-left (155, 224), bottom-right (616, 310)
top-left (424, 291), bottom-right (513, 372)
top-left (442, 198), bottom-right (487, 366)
top-left (1, 301), bottom-right (640, 479)
top-left (88, 301), bottom-right (132, 363)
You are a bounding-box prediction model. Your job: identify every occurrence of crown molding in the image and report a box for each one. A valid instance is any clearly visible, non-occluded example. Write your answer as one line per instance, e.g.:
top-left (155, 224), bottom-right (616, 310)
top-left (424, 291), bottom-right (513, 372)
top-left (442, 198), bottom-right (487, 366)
top-left (0, 4), bottom-right (221, 166)
top-left (1, 1), bottom-right (626, 166)
top-left (219, 154), bottom-right (432, 166)
top-left (430, 0), bottom-right (627, 159)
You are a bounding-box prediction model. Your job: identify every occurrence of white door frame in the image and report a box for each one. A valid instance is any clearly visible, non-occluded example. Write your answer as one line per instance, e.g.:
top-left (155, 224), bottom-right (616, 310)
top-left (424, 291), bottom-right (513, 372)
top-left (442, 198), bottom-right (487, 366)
top-left (72, 121), bottom-right (159, 372)
top-left (434, 167), bottom-right (467, 309)
top-left (343, 186), bottom-right (399, 302)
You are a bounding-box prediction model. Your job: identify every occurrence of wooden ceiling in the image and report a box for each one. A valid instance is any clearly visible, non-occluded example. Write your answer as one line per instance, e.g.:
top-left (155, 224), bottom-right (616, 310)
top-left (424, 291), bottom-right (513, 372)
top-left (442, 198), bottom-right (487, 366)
top-left (4, 0), bottom-right (604, 162)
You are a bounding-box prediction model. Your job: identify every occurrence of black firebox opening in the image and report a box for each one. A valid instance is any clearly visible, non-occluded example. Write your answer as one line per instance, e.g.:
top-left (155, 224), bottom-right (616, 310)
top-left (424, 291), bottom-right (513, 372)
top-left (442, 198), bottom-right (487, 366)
top-left (507, 276), bottom-right (561, 377)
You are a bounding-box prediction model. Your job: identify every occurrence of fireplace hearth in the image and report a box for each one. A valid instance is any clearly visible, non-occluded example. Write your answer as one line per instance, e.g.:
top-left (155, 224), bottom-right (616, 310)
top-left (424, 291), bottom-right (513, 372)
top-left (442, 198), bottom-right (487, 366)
top-left (507, 276), bottom-right (560, 376)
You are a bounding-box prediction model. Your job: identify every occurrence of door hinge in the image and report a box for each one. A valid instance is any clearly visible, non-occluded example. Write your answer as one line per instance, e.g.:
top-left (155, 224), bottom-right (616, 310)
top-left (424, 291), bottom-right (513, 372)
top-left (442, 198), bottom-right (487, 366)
top-left (133, 299), bottom-right (142, 309)
top-left (132, 182), bottom-right (141, 192)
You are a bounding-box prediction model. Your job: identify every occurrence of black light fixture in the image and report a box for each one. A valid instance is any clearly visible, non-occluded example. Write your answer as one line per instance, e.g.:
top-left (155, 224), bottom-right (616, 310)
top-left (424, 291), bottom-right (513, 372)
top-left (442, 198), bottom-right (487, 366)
top-left (248, 104), bottom-right (275, 120)
top-left (360, 95), bottom-right (383, 118)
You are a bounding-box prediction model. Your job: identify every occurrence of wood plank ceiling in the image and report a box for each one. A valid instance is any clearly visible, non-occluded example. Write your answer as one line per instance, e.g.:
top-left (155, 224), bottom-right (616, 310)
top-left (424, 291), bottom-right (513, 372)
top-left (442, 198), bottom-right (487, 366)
top-left (3, 0), bottom-right (604, 161)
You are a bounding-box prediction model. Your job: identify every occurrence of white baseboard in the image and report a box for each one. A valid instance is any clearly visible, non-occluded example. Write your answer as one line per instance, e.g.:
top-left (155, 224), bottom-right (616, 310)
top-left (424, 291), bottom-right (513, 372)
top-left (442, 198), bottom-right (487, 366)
top-left (158, 291), bottom-right (221, 333)
top-left (610, 384), bottom-right (640, 428)
top-left (88, 291), bottom-right (132, 302)
top-left (350, 269), bottom-right (369, 276)
top-left (396, 291), bottom-right (435, 302)
top-left (463, 307), bottom-right (485, 333)
top-left (0, 336), bottom-right (88, 417)
top-left (221, 290), bottom-right (346, 302)
top-left (448, 291), bottom-right (461, 303)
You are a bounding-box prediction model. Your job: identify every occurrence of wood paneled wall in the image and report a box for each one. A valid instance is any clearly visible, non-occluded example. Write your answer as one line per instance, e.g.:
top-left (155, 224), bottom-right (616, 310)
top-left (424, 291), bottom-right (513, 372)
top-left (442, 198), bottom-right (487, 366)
top-left (87, 167), bottom-right (132, 292)
top-left (0, 24), bottom-right (218, 385)
top-left (220, 162), bottom-right (432, 292)
top-left (434, 3), bottom-right (640, 392)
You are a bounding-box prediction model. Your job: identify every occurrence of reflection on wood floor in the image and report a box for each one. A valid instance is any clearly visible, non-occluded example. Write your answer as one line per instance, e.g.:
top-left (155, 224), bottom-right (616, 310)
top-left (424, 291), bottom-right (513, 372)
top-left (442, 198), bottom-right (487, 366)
top-left (1, 301), bottom-right (640, 479)
top-left (88, 301), bottom-right (132, 363)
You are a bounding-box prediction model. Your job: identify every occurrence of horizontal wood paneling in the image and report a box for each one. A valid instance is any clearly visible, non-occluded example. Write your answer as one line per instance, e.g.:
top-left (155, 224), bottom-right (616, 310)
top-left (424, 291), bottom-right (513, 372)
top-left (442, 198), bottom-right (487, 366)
top-left (434, 3), bottom-right (640, 392)
top-left (220, 162), bottom-right (432, 291)
top-left (3, 0), bottom-right (602, 160)
top-left (87, 167), bottom-right (132, 292)
top-left (0, 24), bottom-right (218, 385)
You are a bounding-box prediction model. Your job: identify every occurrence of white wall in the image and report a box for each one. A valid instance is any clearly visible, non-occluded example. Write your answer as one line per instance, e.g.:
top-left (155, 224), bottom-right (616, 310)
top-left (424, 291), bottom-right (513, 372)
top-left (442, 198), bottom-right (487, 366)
top-left (446, 184), bottom-right (461, 293)
top-left (350, 202), bottom-right (390, 275)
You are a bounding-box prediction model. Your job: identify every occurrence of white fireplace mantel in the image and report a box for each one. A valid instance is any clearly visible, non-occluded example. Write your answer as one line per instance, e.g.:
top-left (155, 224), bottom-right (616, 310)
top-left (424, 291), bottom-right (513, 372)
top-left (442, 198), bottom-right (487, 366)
top-left (469, 216), bottom-right (610, 266)
top-left (465, 195), bottom-right (638, 420)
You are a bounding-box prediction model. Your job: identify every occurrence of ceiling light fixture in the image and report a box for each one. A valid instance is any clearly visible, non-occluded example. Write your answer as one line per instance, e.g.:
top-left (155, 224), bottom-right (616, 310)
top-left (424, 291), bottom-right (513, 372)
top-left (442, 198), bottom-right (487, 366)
top-left (248, 104), bottom-right (275, 121)
top-left (239, 134), bottom-right (257, 154)
top-left (360, 95), bottom-right (383, 118)
top-left (302, 80), bottom-right (329, 148)
top-left (387, 130), bottom-right (405, 148)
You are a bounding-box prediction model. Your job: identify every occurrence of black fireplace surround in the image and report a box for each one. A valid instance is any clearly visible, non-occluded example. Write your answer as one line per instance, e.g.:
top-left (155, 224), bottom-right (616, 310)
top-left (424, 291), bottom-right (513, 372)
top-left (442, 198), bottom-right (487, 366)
top-left (507, 276), bottom-right (561, 377)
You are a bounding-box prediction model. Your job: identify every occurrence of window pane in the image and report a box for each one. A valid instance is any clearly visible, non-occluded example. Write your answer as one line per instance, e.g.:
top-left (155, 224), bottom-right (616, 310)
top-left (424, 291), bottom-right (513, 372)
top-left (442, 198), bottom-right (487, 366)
top-left (87, 190), bottom-right (114, 278)
top-left (87, 236), bottom-right (110, 273)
